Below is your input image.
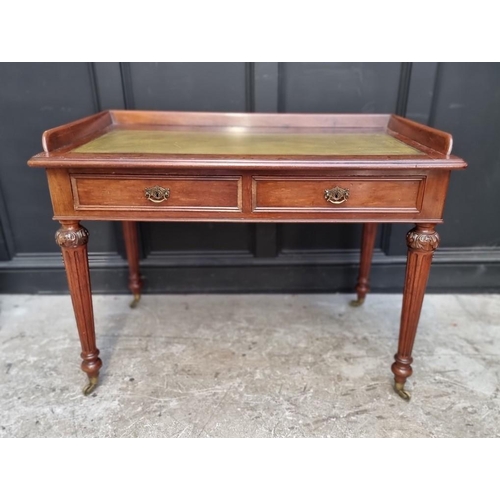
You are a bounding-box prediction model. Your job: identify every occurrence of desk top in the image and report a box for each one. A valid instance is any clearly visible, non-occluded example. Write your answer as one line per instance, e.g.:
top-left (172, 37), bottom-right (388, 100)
top-left (73, 129), bottom-right (422, 156)
top-left (28, 111), bottom-right (466, 170)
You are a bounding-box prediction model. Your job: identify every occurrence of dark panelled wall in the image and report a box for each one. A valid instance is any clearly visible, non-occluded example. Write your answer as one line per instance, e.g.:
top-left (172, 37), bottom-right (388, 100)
top-left (0, 62), bottom-right (499, 293)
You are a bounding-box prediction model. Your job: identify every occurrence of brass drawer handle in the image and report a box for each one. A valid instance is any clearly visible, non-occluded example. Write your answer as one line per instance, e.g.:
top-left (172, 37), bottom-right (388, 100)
top-left (145, 185), bottom-right (170, 203)
top-left (324, 186), bottom-right (349, 204)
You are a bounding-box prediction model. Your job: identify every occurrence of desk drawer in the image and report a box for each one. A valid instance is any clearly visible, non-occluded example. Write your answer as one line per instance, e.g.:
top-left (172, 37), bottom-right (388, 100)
top-left (252, 176), bottom-right (425, 213)
top-left (71, 175), bottom-right (242, 212)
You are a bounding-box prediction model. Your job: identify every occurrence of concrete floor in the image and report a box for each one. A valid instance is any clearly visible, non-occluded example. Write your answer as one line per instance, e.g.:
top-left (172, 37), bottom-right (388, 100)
top-left (0, 293), bottom-right (499, 438)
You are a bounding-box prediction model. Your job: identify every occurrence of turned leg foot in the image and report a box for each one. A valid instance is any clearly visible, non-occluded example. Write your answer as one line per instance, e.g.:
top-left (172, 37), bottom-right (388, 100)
top-left (392, 224), bottom-right (439, 400)
top-left (80, 349), bottom-right (102, 396)
top-left (56, 222), bottom-right (102, 395)
top-left (350, 223), bottom-right (377, 307)
top-left (392, 353), bottom-right (413, 400)
top-left (122, 221), bottom-right (143, 308)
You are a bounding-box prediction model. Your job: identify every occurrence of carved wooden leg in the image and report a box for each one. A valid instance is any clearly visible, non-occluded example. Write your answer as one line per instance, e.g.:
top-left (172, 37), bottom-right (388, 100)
top-left (56, 222), bottom-right (102, 396)
top-left (392, 223), bottom-right (439, 400)
top-left (350, 223), bottom-right (378, 307)
top-left (122, 221), bottom-right (143, 308)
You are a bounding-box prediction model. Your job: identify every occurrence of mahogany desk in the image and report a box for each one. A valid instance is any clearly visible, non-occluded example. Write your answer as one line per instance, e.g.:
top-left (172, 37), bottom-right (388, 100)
top-left (28, 111), bottom-right (466, 400)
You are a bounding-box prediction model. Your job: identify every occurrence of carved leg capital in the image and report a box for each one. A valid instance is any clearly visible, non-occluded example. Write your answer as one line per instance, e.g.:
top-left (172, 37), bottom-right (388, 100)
top-left (55, 223), bottom-right (89, 249)
top-left (392, 223), bottom-right (439, 400)
top-left (406, 224), bottom-right (440, 253)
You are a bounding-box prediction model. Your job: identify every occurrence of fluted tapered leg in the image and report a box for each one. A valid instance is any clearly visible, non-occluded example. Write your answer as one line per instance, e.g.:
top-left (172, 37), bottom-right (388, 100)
top-left (122, 221), bottom-right (143, 308)
top-left (350, 223), bottom-right (378, 307)
top-left (56, 221), bottom-right (102, 395)
top-left (392, 223), bottom-right (440, 400)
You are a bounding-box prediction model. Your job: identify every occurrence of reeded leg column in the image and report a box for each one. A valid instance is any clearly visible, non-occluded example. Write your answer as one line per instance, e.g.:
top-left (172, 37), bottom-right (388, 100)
top-left (122, 221), bottom-right (143, 308)
top-left (56, 222), bottom-right (102, 396)
top-left (350, 223), bottom-right (378, 307)
top-left (392, 224), bottom-right (439, 400)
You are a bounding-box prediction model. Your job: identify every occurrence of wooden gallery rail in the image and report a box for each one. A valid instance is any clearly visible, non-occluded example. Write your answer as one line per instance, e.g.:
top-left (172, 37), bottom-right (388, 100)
top-left (28, 111), bottom-right (467, 400)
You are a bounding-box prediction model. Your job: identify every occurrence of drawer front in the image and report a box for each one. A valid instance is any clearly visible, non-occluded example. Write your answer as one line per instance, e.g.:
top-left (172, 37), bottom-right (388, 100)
top-left (71, 175), bottom-right (242, 212)
top-left (252, 176), bottom-right (425, 212)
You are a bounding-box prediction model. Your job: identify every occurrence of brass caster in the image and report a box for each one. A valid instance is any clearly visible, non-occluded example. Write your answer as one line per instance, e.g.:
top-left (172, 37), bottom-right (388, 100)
top-left (129, 293), bottom-right (141, 309)
top-left (394, 382), bottom-right (411, 401)
top-left (83, 376), bottom-right (99, 396)
top-left (349, 297), bottom-right (365, 307)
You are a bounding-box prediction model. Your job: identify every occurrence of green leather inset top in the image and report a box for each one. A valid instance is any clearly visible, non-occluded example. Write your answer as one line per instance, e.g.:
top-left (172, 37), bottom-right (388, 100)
top-left (74, 129), bottom-right (423, 156)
